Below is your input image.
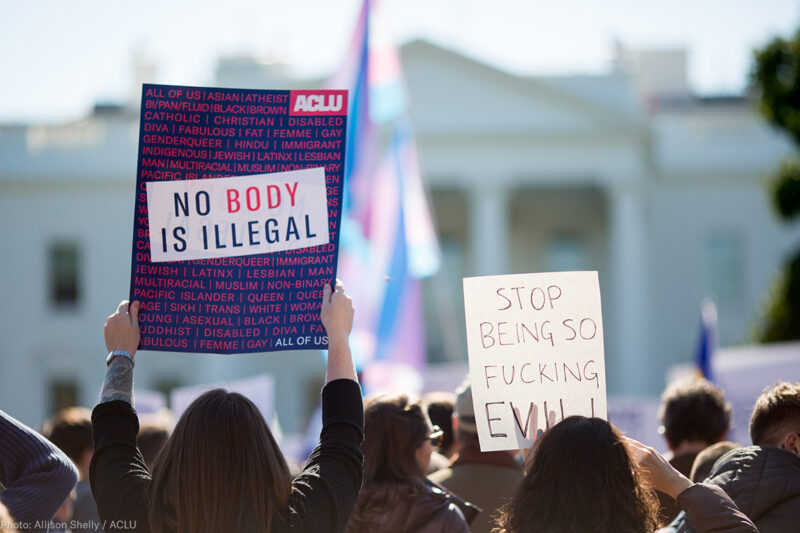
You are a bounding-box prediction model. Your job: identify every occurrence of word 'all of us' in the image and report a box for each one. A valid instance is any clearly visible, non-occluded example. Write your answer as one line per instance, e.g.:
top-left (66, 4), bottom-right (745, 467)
top-left (146, 167), bottom-right (330, 263)
top-left (463, 271), bottom-right (607, 452)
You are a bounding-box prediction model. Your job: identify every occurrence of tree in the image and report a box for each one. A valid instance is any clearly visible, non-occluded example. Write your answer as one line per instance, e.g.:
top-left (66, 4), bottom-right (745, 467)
top-left (753, 31), bottom-right (800, 341)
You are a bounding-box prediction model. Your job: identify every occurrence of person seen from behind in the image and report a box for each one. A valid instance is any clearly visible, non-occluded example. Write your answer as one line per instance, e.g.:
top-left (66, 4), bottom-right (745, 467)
top-left (42, 407), bottom-right (103, 532)
top-left (689, 441), bottom-right (739, 483)
top-left (428, 379), bottom-right (523, 533)
top-left (672, 381), bottom-right (800, 533)
top-left (494, 415), bottom-right (757, 533)
top-left (346, 393), bottom-right (479, 533)
top-left (90, 281), bottom-right (363, 533)
top-left (656, 377), bottom-right (731, 524)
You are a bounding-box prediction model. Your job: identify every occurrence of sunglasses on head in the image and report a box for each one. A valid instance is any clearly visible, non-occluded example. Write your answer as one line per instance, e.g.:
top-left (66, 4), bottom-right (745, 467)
top-left (428, 425), bottom-right (444, 447)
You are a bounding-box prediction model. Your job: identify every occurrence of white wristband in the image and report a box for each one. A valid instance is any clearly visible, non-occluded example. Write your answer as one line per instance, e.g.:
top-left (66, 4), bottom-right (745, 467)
top-left (106, 350), bottom-right (134, 368)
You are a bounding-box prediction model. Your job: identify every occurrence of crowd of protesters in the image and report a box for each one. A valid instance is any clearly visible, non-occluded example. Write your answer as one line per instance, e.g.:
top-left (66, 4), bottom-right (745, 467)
top-left (1, 283), bottom-right (799, 532)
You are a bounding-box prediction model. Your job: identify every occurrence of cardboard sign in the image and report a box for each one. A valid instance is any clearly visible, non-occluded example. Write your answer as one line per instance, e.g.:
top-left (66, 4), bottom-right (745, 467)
top-left (463, 271), bottom-right (607, 452)
top-left (129, 84), bottom-right (347, 354)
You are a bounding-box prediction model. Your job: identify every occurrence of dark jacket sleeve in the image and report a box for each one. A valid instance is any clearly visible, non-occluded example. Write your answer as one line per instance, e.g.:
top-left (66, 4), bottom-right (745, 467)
top-left (0, 410), bottom-right (78, 529)
top-left (89, 400), bottom-right (151, 531)
top-left (657, 483), bottom-right (758, 533)
top-left (287, 379), bottom-right (364, 532)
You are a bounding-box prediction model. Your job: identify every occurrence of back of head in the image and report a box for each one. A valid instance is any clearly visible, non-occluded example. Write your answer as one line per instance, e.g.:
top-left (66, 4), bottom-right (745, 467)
top-left (348, 394), bottom-right (430, 533)
top-left (497, 416), bottom-right (657, 533)
top-left (659, 377), bottom-right (731, 450)
top-left (749, 381), bottom-right (800, 446)
top-left (41, 407), bottom-right (93, 467)
top-left (690, 441), bottom-right (740, 482)
top-left (148, 389), bottom-right (290, 533)
top-left (361, 393), bottom-right (429, 486)
top-left (423, 391), bottom-right (455, 455)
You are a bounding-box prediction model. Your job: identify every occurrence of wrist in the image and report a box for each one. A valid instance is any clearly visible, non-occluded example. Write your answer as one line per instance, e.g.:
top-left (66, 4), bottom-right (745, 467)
top-left (327, 335), bottom-right (350, 351)
top-left (107, 350), bottom-right (135, 368)
top-left (664, 474), bottom-right (694, 500)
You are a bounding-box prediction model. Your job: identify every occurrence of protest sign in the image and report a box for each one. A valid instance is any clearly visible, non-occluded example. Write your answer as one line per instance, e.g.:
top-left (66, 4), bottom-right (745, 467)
top-left (169, 373), bottom-right (275, 426)
top-left (130, 84), bottom-right (347, 354)
top-left (463, 271), bottom-right (607, 452)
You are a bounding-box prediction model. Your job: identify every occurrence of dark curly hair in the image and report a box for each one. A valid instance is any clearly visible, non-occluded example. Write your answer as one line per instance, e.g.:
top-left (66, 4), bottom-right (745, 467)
top-left (749, 381), bottom-right (800, 446)
top-left (494, 416), bottom-right (658, 533)
top-left (659, 377), bottom-right (731, 449)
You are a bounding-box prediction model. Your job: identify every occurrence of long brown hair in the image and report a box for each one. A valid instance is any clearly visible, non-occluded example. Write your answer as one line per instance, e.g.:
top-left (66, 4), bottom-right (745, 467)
top-left (347, 394), bottom-right (430, 532)
top-left (148, 389), bottom-right (291, 533)
top-left (494, 416), bottom-right (658, 533)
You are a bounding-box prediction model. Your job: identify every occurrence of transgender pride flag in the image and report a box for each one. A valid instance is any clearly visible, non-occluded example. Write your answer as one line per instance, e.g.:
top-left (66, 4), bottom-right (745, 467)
top-left (328, 0), bottom-right (440, 391)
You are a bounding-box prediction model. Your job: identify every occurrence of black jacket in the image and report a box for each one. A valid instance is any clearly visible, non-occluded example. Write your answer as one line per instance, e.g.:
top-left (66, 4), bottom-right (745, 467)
top-left (672, 445), bottom-right (800, 533)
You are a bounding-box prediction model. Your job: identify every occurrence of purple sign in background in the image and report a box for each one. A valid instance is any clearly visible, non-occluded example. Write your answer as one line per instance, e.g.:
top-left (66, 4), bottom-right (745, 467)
top-left (129, 84), bottom-right (347, 354)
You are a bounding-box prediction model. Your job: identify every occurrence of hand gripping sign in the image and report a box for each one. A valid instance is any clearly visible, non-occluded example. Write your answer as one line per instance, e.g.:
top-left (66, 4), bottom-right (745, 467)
top-left (462, 271), bottom-right (607, 452)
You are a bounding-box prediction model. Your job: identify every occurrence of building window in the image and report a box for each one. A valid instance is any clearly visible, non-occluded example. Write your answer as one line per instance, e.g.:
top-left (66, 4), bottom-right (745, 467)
top-left (49, 242), bottom-right (80, 306)
top-left (544, 234), bottom-right (589, 272)
top-left (50, 380), bottom-right (78, 414)
top-left (705, 233), bottom-right (744, 306)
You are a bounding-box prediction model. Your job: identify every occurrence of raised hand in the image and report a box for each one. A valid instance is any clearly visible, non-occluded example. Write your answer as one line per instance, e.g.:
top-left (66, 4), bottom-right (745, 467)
top-left (320, 281), bottom-right (357, 384)
top-left (104, 300), bottom-right (141, 355)
top-left (624, 436), bottom-right (693, 500)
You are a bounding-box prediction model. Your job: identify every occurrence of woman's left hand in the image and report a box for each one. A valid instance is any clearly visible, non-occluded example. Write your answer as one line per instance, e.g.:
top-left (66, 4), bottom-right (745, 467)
top-left (624, 436), bottom-right (693, 500)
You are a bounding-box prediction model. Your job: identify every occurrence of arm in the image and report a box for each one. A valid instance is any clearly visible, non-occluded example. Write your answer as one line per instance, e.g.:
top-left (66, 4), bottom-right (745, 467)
top-left (288, 379), bottom-right (364, 532)
top-left (672, 484), bottom-right (758, 533)
top-left (100, 300), bottom-right (140, 405)
top-left (625, 438), bottom-right (757, 533)
top-left (0, 411), bottom-right (78, 527)
top-left (90, 300), bottom-right (150, 528)
top-left (320, 281), bottom-right (357, 384)
top-left (287, 283), bottom-right (363, 531)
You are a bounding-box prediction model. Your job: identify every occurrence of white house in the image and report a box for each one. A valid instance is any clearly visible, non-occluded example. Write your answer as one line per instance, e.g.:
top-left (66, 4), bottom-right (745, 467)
top-left (0, 40), bottom-right (797, 429)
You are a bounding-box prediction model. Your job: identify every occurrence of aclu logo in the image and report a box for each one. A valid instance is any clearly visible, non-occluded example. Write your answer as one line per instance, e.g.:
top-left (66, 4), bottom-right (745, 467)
top-left (289, 91), bottom-right (348, 116)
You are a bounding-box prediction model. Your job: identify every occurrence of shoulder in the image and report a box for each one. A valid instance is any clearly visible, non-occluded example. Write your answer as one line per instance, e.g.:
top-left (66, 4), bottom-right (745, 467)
top-left (708, 445), bottom-right (800, 483)
top-left (414, 483), bottom-right (471, 530)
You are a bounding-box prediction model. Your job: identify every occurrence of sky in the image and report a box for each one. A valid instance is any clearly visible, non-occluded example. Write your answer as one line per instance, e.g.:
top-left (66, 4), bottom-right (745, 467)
top-left (1, 0), bottom-right (799, 123)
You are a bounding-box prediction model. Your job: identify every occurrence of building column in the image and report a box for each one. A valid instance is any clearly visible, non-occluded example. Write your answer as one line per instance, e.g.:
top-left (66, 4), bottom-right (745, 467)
top-left (469, 183), bottom-right (510, 276)
top-left (608, 183), bottom-right (649, 394)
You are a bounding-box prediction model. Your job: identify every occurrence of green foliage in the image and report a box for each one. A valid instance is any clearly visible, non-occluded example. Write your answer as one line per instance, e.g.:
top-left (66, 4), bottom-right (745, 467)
top-left (753, 31), bottom-right (800, 145)
top-left (754, 30), bottom-right (800, 341)
top-left (759, 252), bottom-right (800, 342)
top-left (771, 159), bottom-right (800, 220)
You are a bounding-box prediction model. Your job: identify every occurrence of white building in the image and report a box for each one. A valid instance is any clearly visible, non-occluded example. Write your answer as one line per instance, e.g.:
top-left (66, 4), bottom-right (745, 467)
top-left (0, 40), bottom-right (797, 428)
